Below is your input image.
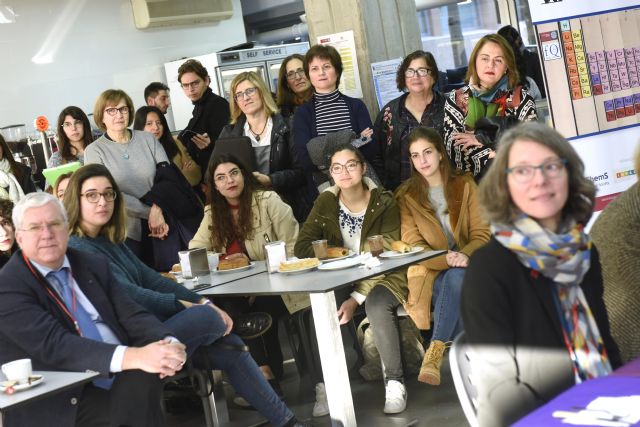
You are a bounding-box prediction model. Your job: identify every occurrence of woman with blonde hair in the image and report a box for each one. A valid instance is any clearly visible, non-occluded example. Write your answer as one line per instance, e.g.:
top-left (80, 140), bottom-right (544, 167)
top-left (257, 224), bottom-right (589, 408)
top-left (462, 122), bottom-right (620, 426)
top-left (444, 34), bottom-right (537, 178)
top-left (218, 71), bottom-right (306, 221)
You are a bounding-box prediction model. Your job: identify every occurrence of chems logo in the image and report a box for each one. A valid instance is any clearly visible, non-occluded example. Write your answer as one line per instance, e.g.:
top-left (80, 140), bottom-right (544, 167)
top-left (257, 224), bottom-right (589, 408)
top-left (542, 0), bottom-right (562, 3)
top-left (587, 171), bottom-right (610, 187)
top-left (614, 168), bottom-right (637, 182)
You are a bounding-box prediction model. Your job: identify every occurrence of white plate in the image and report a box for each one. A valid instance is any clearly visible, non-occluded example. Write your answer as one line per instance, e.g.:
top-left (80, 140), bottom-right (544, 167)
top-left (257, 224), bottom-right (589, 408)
top-left (322, 250), bottom-right (356, 263)
top-left (379, 246), bottom-right (424, 259)
top-left (317, 257), bottom-right (361, 271)
top-left (277, 263), bottom-right (319, 274)
top-left (216, 262), bottom-right (255, 274)
top-left (0, 375), bottom-right (44, 392)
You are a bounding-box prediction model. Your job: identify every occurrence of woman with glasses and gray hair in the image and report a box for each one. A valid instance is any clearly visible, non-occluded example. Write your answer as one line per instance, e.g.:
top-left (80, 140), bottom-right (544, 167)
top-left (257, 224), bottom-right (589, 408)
top-left (460, 122), bottom-right (621, 426)
top-left (219, 71), bottom-right (306, 221)
top-left (373, 50), bottom-right (446, 191)
top-left (85, 89), bottom-right (170, 266)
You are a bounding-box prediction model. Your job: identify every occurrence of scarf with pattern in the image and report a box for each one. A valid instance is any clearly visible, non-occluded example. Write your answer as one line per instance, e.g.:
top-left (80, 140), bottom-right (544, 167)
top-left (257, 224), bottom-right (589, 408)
top-left (493, 215), bottom-right (612, 383)
top-left (465, 74), bottom-right (510, 129)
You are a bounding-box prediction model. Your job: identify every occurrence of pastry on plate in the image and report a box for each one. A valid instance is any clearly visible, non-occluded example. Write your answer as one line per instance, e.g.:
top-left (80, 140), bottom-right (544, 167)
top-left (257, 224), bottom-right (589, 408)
top-left (279, 257), bottom-right (320, 272)
top-left (327, 247), bottom-right (349, 258)
top-left (171, 263), bottom-right (182, 273)
top-left (391, 241), bottom-right (412, 253)
top-left (218, 257), bottom-right (250, 271)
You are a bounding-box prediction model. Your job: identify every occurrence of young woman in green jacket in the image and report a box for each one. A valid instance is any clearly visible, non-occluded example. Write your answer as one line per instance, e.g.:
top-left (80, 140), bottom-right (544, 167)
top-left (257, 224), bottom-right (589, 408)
top-left (294, 143), bottom-right (410, 415)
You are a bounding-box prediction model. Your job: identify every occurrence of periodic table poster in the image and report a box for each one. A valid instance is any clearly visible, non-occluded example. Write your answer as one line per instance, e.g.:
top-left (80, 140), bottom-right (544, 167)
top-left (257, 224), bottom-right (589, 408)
top-left (529, 1), bottom-right (640, 213)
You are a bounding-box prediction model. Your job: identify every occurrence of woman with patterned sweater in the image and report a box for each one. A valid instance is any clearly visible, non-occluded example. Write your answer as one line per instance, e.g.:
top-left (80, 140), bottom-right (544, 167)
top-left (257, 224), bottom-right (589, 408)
top-left (444, 34), bottom-right (537, 179)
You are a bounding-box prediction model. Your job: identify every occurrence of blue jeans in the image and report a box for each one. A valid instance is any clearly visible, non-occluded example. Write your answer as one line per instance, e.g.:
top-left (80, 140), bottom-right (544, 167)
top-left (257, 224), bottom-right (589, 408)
top-left (164, 305), bottom-right (294, 427)
top-left (431, 268), bottom-right (465, 342)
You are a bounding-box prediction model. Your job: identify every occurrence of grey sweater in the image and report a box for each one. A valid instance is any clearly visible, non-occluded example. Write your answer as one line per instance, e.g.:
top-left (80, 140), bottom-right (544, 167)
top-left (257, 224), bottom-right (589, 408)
top-left (85, 130), bottom-right (168, 241)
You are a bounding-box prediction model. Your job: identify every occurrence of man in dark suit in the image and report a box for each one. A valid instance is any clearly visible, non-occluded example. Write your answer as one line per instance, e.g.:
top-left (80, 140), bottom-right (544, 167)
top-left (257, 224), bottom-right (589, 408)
top-left (0, 192), bottom-right (187, 427)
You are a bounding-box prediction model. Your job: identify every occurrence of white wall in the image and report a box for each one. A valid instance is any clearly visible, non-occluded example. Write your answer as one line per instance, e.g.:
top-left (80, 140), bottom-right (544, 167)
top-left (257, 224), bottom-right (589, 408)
top-left (0, 0), bottom-right (246, 134)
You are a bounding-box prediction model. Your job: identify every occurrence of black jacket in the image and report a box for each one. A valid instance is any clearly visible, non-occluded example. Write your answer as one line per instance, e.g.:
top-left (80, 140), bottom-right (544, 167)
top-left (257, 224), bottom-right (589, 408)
top-left (178, 88), bottom-right (230, 178)
top-left (15, 162), bottom-right (37, 194)
top-left (462, 238), bottom-right (621, 426)
top-left (219, 113), bottom-right (309, 221)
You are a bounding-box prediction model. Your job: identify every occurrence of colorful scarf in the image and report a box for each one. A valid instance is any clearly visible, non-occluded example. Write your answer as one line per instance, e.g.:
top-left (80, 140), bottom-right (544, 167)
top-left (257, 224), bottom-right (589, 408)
top-left (493, 215), bottom-right (612, 383)
top-left (465, 74), bottom-right (510, 129)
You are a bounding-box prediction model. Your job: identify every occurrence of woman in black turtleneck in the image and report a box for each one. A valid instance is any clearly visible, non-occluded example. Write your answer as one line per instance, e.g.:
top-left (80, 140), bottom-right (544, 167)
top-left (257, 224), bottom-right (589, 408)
top-left (176, 59), bottom-right (230, 182)
top-left (293, 44), bottom-right (378, 212)
top-left (0, 199), bottom-right (17, 269)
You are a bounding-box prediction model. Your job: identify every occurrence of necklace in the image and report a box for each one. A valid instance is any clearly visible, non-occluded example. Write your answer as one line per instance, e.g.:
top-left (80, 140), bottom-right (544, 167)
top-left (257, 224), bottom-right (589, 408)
top-left (247, 119), bottom-right (268, 142)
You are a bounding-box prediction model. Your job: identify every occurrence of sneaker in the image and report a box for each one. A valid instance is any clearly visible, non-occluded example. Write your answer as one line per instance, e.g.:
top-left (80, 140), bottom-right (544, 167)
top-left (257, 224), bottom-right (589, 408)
top-left (383, 380), bottom-right (407, 414)
top-left (233, 396), bottom-right (252, 408)
top-left (312, 382), bottom-right (330, 417)
top-left (232, 312), bottom-right (272, 339)
top-left (417, 340), bottom-right (447, 385)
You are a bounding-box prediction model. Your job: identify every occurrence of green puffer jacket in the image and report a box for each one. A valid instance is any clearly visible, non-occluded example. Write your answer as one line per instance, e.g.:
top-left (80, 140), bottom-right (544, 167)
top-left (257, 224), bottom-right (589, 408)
top-left (294, 178), bottom-right (408, 303)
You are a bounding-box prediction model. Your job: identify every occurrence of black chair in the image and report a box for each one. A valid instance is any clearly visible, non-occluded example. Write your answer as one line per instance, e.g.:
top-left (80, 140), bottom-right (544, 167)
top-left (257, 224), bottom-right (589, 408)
top-left (445, 66), bottom-right (469, 93)
top-left (449, 332), bottom-right (479, 427)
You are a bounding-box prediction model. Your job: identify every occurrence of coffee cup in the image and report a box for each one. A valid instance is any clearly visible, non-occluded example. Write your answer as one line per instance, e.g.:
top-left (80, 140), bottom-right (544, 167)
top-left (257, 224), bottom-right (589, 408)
top-left (2, 358), bottom-right (32, 384)
top-left (312, 239), bottom-right (328, 259)
top-left (367, 235), bottom-right (385, 257)
top-left (207, 252), bottom-right (220, 272)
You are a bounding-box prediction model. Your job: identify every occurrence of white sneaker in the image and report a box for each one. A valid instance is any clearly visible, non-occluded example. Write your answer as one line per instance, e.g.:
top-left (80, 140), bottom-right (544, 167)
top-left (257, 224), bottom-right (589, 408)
top-left (312, 382), bottom-right (330, 417)
top-left (233, 396), bottom-right (251, 408)
top-left (383, 380), bottom-right (407, 414)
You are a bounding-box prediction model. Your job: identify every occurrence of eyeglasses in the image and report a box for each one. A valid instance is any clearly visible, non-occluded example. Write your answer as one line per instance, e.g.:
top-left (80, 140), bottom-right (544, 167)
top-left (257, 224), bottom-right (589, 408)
top-left (62, 120), bottom-right (83, 129)
top-left (329, 160), bottom-right (361, 175)
top-left (104, 106), bottom-right (129, 116)
top-left (405, 67), bottom-right (432, 78)
top-left (19, 220), bottom-right (66, 234)
top-left (233, 87), bottom-right (258, 101)
top-left (180, 80), bottom-right (202, 90)
top-left (81, 190), bottom-right (117, 203)
top-left (506, 158), bottom-right (568, 183)
top-left (286, 68), bottom-right (305, 80)
top-left (214, 168), bottom-right (242, 184)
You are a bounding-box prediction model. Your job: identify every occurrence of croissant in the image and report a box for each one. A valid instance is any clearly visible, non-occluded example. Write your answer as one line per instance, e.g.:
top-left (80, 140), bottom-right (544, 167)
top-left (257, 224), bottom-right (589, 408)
top-left (391, 241), bottom-right (412, 253)
top-left (327, 247), bottom-right (349, 258)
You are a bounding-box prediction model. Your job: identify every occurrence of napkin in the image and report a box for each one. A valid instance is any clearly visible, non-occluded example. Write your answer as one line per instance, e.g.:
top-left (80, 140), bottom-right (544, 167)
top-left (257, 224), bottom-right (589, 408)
top-left (553, 395), bottom-right (640, 426)
top-left (358, 253), bottom-right (382, 269)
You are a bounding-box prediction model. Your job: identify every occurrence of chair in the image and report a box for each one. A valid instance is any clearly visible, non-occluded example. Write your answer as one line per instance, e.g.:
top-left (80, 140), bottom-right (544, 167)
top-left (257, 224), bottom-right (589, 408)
top-left (449, 332), bottom-right (479, 427)
top-left (161, 362), bottom-right (228, 427)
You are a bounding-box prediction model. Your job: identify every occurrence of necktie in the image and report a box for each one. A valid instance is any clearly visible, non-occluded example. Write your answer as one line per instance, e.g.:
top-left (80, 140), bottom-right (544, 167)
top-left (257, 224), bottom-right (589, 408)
top-left (48, 268), bottom-right (113, 389)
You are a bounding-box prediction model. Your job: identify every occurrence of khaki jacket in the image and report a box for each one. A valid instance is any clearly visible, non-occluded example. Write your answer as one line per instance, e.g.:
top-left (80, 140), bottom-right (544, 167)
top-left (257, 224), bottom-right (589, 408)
top-left (189, 190), bottom-right (309, 313)
top-left (294, 178), bottom-right (408, 303)
top-left (398, 175), bottom-right (490, 329)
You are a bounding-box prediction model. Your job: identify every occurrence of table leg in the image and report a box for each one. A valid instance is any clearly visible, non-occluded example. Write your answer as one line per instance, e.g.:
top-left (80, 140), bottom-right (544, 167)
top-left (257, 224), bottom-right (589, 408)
top-left (206, 370), bottom-right (229, 427)
top-left (310, 291), bottom-right (357, 427)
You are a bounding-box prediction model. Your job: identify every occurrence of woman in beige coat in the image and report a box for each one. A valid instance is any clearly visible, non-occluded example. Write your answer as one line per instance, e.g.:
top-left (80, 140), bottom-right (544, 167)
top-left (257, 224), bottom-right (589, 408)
top-left (397, 127), bottom-right (490, 386)
top-left (189, 153), bottom-right (302, 399)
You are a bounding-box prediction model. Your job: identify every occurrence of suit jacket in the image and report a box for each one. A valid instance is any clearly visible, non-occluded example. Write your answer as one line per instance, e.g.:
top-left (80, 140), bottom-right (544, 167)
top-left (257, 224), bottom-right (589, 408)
top-left (461, 238), bottom-right (621, 427)
top-left (0, 248), bottom-right (172, 426)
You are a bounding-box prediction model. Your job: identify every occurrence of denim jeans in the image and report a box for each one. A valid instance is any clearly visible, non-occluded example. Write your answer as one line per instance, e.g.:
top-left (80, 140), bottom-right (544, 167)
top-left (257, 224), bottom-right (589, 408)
top-left (431, 267), bottom-right (465, 342)
top-left (365, 285), bottom-right (403, 381)
top-left (164, 305), bottom-right (294, 427)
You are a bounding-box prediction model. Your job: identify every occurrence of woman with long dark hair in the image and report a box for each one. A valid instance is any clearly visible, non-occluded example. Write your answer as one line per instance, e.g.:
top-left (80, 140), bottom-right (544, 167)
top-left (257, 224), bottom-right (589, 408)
top-left (189, 153), bottom-right (304, 399)
top-left (0, 199), bottom-right (17, 268)
top-left (396, 127), bottom-right (490, 387)
top-left (49, 106), bottom-right (94, 167)
top-left (276, 53), bottom-right (313, 118)
top-left (0, 134), bottom-right (36, 202)
top-left (133, 106), bottom-right (201, 187)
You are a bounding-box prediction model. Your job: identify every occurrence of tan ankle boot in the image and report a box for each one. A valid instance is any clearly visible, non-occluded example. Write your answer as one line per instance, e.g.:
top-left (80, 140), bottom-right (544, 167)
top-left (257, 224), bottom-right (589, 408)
top-left (418, 340), bottom-right (446, 385)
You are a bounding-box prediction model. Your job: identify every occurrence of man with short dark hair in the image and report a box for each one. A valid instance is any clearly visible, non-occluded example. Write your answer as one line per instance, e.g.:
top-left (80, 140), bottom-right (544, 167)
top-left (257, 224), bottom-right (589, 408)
top-left (0, 192), bottom-right (186, 427)
top-left (144, 81), bottom-right (171, 114)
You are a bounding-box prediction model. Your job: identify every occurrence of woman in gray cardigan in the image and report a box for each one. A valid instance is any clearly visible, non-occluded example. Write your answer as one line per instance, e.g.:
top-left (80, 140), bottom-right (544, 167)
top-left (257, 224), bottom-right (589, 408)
top-left (85, 89), bottom-right (169, 264)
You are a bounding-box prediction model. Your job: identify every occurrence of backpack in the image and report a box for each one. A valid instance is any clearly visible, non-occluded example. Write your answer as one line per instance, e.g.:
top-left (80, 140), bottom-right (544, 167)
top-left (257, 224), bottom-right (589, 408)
top-left (356, 316), bottom-right (425, 381)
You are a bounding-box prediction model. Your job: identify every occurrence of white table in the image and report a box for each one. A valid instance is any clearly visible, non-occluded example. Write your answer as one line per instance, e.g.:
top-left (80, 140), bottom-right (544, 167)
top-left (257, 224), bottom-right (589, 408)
top-left (199, 250), bottom-right (446, 426)
top-left (183, 261), bottom-right (268, 293)
top-left (0, 370), bottom-right (98, 426)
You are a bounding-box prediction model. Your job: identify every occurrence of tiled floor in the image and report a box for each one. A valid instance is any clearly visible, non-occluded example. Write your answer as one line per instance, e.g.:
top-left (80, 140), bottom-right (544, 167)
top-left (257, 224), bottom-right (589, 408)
top-left (166, 353), bottom-right (468, 427)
